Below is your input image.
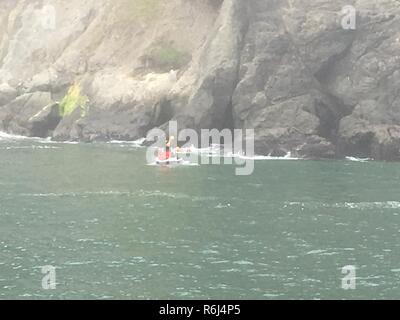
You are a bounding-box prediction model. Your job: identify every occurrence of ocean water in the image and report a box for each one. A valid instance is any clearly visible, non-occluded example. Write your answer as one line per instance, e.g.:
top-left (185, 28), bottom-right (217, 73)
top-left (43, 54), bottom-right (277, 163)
top-left (1, 134), bottom-right (400, 299)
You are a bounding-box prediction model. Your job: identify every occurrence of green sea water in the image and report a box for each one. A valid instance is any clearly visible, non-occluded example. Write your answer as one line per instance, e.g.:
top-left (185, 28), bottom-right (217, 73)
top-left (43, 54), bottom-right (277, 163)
top-left (1, 135), bottom-right (400, 299)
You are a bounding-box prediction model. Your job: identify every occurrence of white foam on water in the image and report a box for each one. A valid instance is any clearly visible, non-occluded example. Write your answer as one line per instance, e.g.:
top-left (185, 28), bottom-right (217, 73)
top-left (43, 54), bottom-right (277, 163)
top-left (156, 143), bottom-right (303, 162)
top-left (17, 189), bottom-right (211, 201)
top-left (0, 132), bottom-right (82, 146)
top-left (177, 144), bottom-right (221, 155)
top-left (107, 137), bottom-right (146, 146)
top-left (214, 203), bottom-right (232, 209)
top-left (346, 156), bottom-right (370, 162)
top-left (0, 131), bottom-right (42, 141)
top-left (263, 293), bottom-right (285, 298)
top-left (233, 260), bottom-right (254, 265)
top-left (0, 145), bottom-right (60, 150)
top-left (147, 158), bottom-right (199, 167)
top-left (234, 152), bottom-right (300, 161)
top-left (179, 144), bottom-right (301, 161)
top-left (55, 141), bottom-right (79, 144)
top-left (38, 140), bottom-right (79, 145)
top-left (306, 249), bottom-right (328, 255)
top-left (286, 201), bottom-right (400, 210)
top-left (222, 150), bottom-right (300, 160)
top-left (335, 201), bottom-right (400, 209)
top-left (64, 261), bottom-right (95, 266)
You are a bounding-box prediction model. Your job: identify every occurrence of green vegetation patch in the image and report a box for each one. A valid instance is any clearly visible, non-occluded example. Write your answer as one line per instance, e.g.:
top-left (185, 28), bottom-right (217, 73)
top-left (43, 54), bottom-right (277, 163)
top-left (144, 41), bottom-right (191, 72)
top-left (59, 84), bottom-right (89, 118)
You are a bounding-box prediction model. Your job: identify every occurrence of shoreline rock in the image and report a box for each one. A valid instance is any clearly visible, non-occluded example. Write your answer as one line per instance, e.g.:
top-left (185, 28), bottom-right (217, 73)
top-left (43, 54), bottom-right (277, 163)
top-left (0, 0), bottom-right (399, 160)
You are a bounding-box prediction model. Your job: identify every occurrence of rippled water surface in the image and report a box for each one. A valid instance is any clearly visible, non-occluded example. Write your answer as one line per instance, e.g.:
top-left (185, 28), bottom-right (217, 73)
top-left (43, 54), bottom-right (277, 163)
top-left (1, 136), bottom-right (400, 299)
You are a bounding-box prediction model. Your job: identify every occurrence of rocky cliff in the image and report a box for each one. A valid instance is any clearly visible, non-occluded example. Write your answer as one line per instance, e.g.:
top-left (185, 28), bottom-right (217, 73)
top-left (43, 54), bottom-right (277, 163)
top-left (0, 0), bottom-right (399, 160)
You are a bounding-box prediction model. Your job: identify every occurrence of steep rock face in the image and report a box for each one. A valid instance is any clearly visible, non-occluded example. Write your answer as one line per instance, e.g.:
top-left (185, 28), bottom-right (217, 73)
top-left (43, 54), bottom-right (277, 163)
top-left (0, 0), bottom-right (400, 159)
top-left (0, 0), bottom-right (219, 141)
top-left (232, 0), bottom-right (342, 157)
top-left (0, 91), bottom-right (60, 137)
top-left (331, 2), bottom-right (400, 160)
top-left (169, 0), bottom-right (247, 132)
top-left (231, 0), bottom-right (400, 159)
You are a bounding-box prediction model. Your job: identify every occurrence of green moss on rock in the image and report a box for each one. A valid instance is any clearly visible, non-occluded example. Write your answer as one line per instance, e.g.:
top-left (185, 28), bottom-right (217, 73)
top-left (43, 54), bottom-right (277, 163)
top-left (59, 84), bottom-right (89, 118)
top-left (143, 41), bottom-right (191, 72)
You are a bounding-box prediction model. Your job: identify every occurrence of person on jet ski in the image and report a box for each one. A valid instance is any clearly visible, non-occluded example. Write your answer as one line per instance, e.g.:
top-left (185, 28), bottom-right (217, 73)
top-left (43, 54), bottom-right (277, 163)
top-left (158, 136), bottom-right (174, 160)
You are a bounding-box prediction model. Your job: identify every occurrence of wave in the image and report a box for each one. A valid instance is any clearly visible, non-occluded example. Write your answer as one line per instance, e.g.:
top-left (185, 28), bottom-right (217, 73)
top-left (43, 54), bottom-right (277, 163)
top-left (39, 140), bottom-right (79, 145)
top-left (177, 144), bottom-right (301, 160)
top-left (176, 144), bottom-right (221, 155)
top-left (346, 156), bottom-right (370, 162)
top-left (285, 200), bottom-right (400, 210)
top-left (17, 189), bottom-right (204, 199)
top-left (0, 145), bottom-right (60, 150)
top-left (0, 131), bottom-right (42, 141)
top-left (233, 152), bottom-right (300, 161)
top-left (107, 137), bottom-right (146, 146)
top-left (222, 150), bottom-right (300, 160)
top-left (0, 131), bottom-right (147, 146)
top-left (332, 201), bottom-right (400, 209)
top-left (0, 132), bottom-right (76, 145)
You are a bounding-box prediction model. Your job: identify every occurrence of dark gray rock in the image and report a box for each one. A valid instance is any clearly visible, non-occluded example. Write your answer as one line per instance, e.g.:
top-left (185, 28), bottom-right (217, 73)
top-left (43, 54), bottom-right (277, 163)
top-left (53, 101), bottom-right (159, 142)
top-left (230, 0), bottom-right (400, 159)
top-left (0, 92), bottom-right (55, 137)
top-left (170, 0), bottom-right (248, 131)
top-left (0, 0), bottom-right (400, 160)
top-left (27, 102), bottom-right (62, 138)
